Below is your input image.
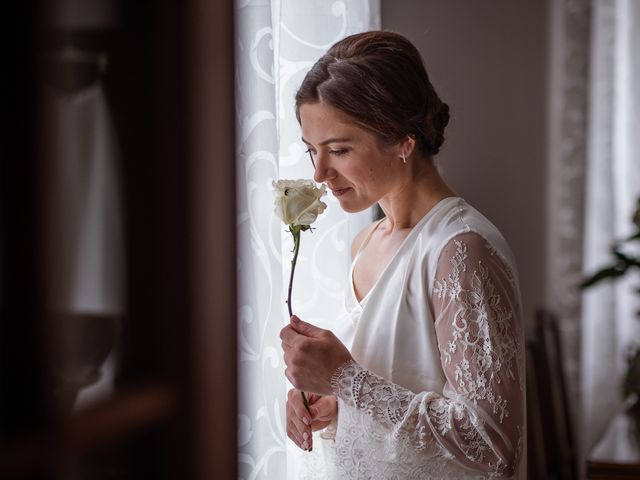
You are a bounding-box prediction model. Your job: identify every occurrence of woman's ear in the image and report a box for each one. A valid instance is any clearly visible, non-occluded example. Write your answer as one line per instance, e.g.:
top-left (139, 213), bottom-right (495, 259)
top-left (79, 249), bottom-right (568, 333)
top-left (399, 136), bottom-right (417, 159)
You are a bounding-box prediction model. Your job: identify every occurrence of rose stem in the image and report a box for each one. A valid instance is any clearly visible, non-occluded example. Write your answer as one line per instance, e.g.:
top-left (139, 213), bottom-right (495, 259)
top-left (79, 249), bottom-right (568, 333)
top-left (287, 226), bottom-right (311, 412)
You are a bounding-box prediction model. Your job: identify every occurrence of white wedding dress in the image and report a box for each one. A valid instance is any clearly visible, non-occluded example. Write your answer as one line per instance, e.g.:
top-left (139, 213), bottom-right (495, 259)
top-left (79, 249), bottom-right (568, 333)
top-left (308, 196), bottom-right (526, 479)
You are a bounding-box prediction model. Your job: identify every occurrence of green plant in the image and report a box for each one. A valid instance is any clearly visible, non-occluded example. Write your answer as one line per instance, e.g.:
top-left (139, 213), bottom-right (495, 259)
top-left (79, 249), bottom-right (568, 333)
top-left (581, 196), bottom-right (640, 399)
top-left (581, 197), bottom-right (640, 292)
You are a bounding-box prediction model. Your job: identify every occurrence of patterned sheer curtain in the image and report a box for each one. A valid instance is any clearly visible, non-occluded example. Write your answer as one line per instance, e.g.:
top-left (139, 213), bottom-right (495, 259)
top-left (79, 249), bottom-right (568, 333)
top-left (580, 0), bottom-right (640, 452)
top-left (547, 0), bottom-right (640, 467)
top-left (235, 2), bottom-right (380, 479)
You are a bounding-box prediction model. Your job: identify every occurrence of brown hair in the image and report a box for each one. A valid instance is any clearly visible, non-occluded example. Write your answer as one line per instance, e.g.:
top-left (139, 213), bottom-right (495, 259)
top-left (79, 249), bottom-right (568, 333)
top-left (295, 31), bottom-right (449, 157)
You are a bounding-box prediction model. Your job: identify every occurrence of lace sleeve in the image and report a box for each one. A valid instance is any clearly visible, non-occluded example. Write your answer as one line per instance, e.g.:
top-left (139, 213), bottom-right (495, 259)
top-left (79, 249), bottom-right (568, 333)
top-left (331, 232), bottom-right (525, 477)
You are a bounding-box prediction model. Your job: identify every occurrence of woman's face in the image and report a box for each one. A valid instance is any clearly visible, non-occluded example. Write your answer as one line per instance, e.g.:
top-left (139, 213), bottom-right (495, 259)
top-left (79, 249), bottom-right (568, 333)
top-left (299, 101), bottom-right (402, 213)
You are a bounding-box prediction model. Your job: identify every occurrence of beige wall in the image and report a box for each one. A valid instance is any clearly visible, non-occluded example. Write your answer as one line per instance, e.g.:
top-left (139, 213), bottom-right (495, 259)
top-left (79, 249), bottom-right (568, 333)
top-left (382, 0), bottom-right (549, 325)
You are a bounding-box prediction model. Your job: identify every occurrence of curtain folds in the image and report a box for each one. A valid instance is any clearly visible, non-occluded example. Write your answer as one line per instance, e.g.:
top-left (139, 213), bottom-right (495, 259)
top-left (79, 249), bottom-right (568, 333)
top-left (581, 0), bottom-right (640, 452)
top-left (236, 2), bottom-right (379, 478)
top-left (547, 0), bottom-right (640, 468)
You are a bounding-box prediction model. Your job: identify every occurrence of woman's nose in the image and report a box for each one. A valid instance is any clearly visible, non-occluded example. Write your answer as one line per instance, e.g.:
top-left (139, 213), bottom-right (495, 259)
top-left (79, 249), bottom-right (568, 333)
top-left (313, 165), bottom-right (324, 183)
top-left (313, 151), bottom-right (334, 183)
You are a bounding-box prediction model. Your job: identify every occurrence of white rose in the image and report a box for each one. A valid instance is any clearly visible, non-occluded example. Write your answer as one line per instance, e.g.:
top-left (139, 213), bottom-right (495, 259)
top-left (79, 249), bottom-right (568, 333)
top-left (272, 179), bottom-right (327, 226)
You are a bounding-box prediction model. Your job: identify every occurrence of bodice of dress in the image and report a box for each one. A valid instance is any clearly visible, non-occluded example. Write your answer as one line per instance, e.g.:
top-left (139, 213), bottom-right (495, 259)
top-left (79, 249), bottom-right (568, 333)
top-left (318, 197), bottom-right (526, 479)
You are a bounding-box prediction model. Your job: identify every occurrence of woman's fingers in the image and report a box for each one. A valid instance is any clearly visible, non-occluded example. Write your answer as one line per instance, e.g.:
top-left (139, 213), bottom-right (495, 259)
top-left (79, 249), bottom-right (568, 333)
top-left (289, 388), bottom-right (312, 426)
top-left (286, 415), bottom-right (306, 449)
top-left (281, 321), bottom-right (353, 396)
top-left (286, 393), bottom-right (338, 448)
top-left (286, 388), bottom-right (313, 451)
top-left (310, 395), bottom-right (337, 422)
top-left (308, 395), bottom-right (338, 431)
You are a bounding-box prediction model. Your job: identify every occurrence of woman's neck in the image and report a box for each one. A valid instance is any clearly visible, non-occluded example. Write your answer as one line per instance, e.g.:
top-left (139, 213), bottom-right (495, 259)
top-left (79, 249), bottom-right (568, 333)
top-left (377, 160), bottom-right (456, 233)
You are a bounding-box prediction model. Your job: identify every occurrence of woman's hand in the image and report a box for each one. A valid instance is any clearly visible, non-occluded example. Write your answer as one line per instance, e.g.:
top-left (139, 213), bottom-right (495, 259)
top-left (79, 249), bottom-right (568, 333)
top-left (286, 390), bottom-right (337, 451)
top-left (280, 316), bottom-right (353, 396)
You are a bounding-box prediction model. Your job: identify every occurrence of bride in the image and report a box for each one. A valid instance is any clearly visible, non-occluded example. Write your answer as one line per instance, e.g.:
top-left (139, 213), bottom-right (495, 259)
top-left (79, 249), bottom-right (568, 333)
top-left (280, 31), bottom-right (525, 479)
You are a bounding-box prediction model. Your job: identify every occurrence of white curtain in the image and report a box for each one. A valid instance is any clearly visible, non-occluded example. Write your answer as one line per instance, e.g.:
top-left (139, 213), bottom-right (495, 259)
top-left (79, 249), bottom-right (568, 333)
top-left (547, 0), bottom-right (640, 471)
top-left (580, 0), bottom-right (640, 453)
top-left (43, 82), bottom-right (125, 411)
top-left (236, 2), bottom-right (380, 479)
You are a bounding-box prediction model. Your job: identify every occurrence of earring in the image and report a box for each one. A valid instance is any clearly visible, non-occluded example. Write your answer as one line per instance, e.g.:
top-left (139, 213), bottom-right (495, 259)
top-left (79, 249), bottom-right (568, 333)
top-left (401, 152), bottom-right (407, 164)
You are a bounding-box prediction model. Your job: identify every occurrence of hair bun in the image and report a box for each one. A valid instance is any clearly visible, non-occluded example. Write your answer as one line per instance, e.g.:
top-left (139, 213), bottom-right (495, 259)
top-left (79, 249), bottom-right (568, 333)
top-left (436, 102), bottom-right (450, 131)
top-left (296, 31), bottom-right (450, 159)
top-left (421, 100), bottom-right (449, 156)
top-left (431, 102), bottom-right (449, 154)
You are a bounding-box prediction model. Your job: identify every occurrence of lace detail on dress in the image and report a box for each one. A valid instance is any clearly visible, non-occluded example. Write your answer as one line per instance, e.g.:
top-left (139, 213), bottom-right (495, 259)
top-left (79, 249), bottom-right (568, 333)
top-left (433, 238), bottom-right (523, 417)
top-left (333, 360), bottom-right (413, 427)
top-left (484, 238), bottom-right (517, 288)
top-left (325, 232), bottom-right (525, 479)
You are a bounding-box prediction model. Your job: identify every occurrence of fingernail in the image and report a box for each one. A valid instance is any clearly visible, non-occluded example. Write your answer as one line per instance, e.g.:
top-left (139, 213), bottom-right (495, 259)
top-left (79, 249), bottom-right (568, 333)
top-left (303, 431), bottom-right (308, 440)
top-left (302, 417), bottom-right (310, 425)
top-left (302, 440), bottom-right (308, 449)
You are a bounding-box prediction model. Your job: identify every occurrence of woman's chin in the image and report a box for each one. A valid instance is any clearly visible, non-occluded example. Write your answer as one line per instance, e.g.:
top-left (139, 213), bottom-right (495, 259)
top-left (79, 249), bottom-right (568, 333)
top-left (336, 197), bottom-right (373, 214)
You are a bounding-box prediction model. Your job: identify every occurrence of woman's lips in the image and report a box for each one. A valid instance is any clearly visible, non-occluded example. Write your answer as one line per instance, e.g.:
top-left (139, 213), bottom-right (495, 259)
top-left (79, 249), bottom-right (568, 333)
top-left (332, 187), bottom-right (351, 197)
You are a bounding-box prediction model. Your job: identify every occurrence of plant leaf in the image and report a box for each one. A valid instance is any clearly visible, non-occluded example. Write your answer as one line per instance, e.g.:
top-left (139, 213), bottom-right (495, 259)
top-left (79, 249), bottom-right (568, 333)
top-left (627, 231), bottom-right (640, 241)
top-left (580, 266), bottom-right (629, 289)
top-left (612, 249), bottom-right (632, 263)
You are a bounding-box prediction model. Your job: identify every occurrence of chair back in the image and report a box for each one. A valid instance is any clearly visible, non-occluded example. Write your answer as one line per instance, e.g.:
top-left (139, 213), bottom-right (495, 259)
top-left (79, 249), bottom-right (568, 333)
top-left (527, 308), bottom-right (577, 479)
top-left (526, 339), bottom-right (548, 479)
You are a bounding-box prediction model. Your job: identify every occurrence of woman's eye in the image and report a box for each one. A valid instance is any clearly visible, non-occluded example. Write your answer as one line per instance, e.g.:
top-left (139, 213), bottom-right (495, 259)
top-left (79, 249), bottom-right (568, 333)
top-left (330, 149), bottom-right (348, 156)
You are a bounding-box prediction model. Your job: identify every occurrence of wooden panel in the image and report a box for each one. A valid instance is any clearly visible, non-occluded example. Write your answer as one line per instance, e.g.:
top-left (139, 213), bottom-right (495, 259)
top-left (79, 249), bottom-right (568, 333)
top-left (0, 1), bottom-right (50, 446)
top-left (587, 407), bottom-right (640, 479)
top-left (0, 385), bottom-right (175, 477)
top-left (0, 1), bottom-right (238, 478)
top-left (186, 1), bottom-right (237, 479)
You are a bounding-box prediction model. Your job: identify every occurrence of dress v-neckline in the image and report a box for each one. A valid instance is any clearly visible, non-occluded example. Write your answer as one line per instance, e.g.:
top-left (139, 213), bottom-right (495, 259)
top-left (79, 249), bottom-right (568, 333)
top-left (350, 196), bottom-right (461, 308)
top-left (350, 218), bottom-right (385, 306)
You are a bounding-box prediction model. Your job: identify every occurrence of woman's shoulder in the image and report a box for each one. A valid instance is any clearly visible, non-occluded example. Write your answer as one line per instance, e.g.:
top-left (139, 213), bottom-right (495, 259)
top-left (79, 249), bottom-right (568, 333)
top-left (351, 219), bottom-right (383, 260)
top-left (417, 198), bottom-right (505, 247)
top-left (417, 198), bottom-right (518, 277)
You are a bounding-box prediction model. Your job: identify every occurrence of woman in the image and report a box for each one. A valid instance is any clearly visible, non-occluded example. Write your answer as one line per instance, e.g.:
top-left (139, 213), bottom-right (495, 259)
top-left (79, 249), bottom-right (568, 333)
top-left (280, 31), bottom-right (525, 479)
